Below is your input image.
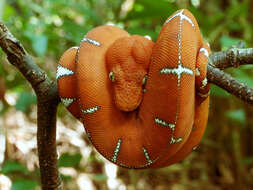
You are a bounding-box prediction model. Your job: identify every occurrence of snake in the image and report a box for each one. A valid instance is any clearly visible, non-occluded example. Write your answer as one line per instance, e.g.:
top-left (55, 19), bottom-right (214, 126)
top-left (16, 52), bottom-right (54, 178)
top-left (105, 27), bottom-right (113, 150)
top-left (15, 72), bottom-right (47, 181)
top-left (56, 9), bottom-right (211, 169)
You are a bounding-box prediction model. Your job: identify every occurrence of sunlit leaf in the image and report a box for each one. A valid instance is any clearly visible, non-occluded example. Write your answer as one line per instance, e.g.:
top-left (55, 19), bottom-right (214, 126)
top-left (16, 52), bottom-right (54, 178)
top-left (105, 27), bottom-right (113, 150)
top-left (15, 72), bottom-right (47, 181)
top-left (3, 5), bottom-right (16, 21)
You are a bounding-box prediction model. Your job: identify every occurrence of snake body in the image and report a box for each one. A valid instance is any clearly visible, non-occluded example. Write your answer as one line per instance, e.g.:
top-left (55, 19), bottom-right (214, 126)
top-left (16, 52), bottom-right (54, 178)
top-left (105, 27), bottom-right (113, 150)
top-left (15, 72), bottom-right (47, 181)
top-left (57, 9), bottom-right (211, 169)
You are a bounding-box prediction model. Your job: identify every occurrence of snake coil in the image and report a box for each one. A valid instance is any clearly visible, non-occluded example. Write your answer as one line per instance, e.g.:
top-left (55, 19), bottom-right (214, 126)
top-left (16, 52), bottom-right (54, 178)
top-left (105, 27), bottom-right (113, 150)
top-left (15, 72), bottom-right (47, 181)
top-left (57, 9), bottom-right (211, 169)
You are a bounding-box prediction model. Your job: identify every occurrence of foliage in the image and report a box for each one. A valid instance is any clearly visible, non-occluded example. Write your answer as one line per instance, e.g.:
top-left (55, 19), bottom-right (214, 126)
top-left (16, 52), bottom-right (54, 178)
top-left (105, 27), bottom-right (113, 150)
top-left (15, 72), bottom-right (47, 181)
top-left (58, 153), bottom-right (82, 168)
top-left (1, 0), bottom-right (253, 189)
top-left (11, 179), bottom-right (39, 190)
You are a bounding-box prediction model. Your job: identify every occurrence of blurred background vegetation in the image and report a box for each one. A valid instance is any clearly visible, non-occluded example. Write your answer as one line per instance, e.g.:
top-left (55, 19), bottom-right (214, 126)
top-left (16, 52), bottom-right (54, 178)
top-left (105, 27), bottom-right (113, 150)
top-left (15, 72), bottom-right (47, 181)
top-left (0, 0), bottom-right (253, 189)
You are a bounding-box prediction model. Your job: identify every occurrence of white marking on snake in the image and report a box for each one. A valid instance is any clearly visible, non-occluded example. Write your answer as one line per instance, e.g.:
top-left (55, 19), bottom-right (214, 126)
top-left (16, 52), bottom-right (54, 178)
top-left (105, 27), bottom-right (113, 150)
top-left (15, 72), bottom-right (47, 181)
top-left (81, 106), bottom-right (100, 114)
top-left (61, 98), bottom-right (76, 107)
top-left (165, 9), bottom-right (194, 27)
top-left (200, 78), bottom-right (208, 89)
top-left (111, 139), bottom-right (122, 163)
top-left (200, 47), bottom-right (209, 57)
top-left (114, 10), bottom-right (194, 168)
top-left (169, 137), bottom-right (183, 144)
top-left (196, 68), bottom-right (200, 76)
top-left (70, 46), bottom-right (79, 50)
top-left (161, 10), bottom-right (194, 86)
top-left (56, 65), bottom-right (74, 79)
top-left (144, 35), bottom-right (152, 40)
top-left (159, 9), bottom-right (194, 144)
top-left (154, 118), bottom-right (175, 131)
top-left (142, 146), bottom-right (153, 165)
top-left (82, 37), bottom-right (101, 46)
top-left (160, 64), bottom-right (193, 86)
top-left (114, 149), bottom-right (161, 169)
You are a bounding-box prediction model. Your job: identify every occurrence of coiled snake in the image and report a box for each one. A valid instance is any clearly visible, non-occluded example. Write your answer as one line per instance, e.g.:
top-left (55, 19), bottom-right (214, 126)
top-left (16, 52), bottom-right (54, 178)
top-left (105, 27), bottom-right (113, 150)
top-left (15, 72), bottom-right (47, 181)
top-left (57, 9), bottom-right (211, 169)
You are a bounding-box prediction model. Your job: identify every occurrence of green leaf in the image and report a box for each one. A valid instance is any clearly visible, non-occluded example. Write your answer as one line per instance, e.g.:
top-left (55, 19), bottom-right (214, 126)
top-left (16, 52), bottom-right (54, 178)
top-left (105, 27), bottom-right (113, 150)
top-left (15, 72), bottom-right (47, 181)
top-left (226, 109), bottom-right (246, 125)
top-left (124, 0), bottom-right (177, 21)
top-left (28, 2), bottom-right (44, 14)
top-left (1, 161), bottom-right (28, 174)
top-left (11, 179), bottom-right (38, 190)
top-left (226, 0), bottom-right (249, 18)
top-left (210, 85), bottom-right (230, 98)
top-left (31, 35), bottom-right (48, 56)
top-left (62, 19), bottom-right (88, 43)
top-left (3, 5), bottom-right (16, 21)
top-left (228, 67), bottom-right (253, 87)
top-left (60, 174), bottom-right (73, 181)
top-left (126, 27), bottom-right (157, 40)
top-left (53, 0), bottom-right (100, 22)
top-left (241, 157), bottom-right (253, 165)
top-left (92, 174), bottom-right (107, 182)
top-left (15, 92), bottom-right (37, 113)
top-left (59, 153), bottom-right (82, 167)
top-left (219, 36), bottom-right (241, 50)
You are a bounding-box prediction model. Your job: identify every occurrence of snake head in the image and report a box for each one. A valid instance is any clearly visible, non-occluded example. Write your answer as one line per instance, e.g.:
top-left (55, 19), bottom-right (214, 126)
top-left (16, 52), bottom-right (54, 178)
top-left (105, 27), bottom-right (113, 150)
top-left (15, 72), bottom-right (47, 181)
top-left (106, 35), bottom-right (154, 112)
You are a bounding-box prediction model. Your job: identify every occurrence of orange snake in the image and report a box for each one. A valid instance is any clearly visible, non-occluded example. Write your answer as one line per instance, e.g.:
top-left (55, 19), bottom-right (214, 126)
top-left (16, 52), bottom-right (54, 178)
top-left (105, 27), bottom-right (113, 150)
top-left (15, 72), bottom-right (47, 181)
top-left (57, 9), bottom-right (211, 169)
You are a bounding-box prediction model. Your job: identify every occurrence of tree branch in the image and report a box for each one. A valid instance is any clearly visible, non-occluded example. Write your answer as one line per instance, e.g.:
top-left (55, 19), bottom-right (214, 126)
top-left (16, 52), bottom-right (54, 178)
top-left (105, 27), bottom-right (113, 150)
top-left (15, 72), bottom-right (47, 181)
top-left (0, 22), bottom-right (61, 189)
top-left (207, 47), bottom-right (253, 105)
top-left (207, 65), bottom-right (253, 104)
top-left (209, 47), bottom-right (253, 69)
top-left (0, 23), bottom-right (49, 92)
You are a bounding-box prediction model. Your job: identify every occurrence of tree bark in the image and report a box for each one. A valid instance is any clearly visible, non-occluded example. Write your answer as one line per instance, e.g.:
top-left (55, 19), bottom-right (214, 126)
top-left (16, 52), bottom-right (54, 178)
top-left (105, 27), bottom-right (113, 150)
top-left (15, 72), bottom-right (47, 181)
top-left (0, 22), bottom-right (61, 189)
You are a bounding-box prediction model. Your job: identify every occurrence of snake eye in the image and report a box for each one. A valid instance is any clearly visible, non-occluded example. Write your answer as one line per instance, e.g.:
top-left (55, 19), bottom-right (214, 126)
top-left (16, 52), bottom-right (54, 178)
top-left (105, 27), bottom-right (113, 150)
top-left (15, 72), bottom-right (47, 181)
top-left (109, 71), bottom-right (115, 82)
top-left (142, 75), bottom-right (148, 85)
